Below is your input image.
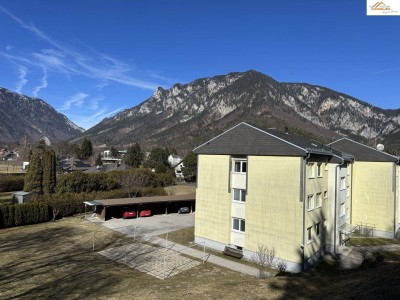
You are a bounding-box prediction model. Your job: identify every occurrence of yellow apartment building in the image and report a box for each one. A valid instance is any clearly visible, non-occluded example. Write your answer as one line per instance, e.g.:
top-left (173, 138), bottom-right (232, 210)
top-left (329, 138), bottom-right (400, 238)
top-left (194, 123), bottom-right (400, 272)
top-left (194, 123), bottom-right (355, 272)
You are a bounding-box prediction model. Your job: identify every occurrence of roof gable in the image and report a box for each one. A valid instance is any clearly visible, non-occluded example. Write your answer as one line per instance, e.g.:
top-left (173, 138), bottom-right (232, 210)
top-left (194, 123), bottom-right (310, 156)
top-left (329, 138), bottom-right (398, 162)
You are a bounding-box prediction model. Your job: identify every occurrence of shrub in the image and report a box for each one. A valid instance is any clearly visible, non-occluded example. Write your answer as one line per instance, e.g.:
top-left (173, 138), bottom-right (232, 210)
top-left (155, 173), bottom-right (175, 187)
top-left (56, 172), bottom-right (119, 193)
top-left (0, 175), bottom-right (25, 192)
top-left (0, 202), bottom-right (50, 229)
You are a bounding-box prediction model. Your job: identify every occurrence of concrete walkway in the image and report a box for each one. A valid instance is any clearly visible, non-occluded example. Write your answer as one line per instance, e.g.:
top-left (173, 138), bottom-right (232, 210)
top-left (143, 235), bottom-right (260, 277)
top-left (97, 215), bottom-right (261, 277)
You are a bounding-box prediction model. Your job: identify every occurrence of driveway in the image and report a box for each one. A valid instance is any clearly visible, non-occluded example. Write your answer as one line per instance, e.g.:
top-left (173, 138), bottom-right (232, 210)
top-left (102, 213), bottom-right (195, 239)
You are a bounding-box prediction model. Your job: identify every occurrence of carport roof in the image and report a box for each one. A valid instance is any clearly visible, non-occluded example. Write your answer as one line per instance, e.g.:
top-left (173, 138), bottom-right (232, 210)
top-left (94, 194), bottom-right (196, 206)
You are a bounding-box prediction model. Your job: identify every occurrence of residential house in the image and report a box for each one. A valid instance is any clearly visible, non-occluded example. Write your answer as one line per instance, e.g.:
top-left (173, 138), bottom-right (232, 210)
top-left (329, 138), bottom-right (400, 238)
top-left (168, 154), bottom-right (184, 179)
top-left (193, 122), bottom-right (399, 272)
top-left (59, 157), bottom-right (92, 172)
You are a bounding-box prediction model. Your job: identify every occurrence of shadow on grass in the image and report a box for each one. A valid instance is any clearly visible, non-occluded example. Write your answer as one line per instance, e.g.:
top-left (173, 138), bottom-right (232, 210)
top-left (0, 220), bottom-right (131, 299)
top-left (268, 251), bottom-right (400, 299)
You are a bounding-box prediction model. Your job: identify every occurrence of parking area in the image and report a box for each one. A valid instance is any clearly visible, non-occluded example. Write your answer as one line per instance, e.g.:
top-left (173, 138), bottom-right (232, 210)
top-left (102, 213), bottom-right (195, 239)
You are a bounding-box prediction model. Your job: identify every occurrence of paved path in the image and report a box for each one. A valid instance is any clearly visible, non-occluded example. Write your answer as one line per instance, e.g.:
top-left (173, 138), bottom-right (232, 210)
top-left (99, 214), bottom-right (261, 277)
top-left (144, 235), bottom-right (260, 277)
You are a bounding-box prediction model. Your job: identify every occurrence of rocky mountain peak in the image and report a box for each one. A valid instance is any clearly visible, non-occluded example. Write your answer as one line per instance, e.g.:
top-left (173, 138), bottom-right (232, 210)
top-left (81, 70), bottom-right (400, 152)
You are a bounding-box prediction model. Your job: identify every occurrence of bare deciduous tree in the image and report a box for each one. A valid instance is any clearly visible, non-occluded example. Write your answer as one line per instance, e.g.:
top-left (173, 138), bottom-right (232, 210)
top-left (251, 244), bottom-right (276, 278)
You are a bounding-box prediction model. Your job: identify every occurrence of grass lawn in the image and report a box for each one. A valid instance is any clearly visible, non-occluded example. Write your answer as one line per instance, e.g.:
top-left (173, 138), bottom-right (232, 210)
top-left (0, 162), bottom-right (23, 174)
top-left (2, 218), bottom-right (400, 299)
top-left (164, 184), bottom-right (195, 196)
top-left (346, 235), bottom-right (400, 247)
top-left (0, 191), bottom-right (13, 205)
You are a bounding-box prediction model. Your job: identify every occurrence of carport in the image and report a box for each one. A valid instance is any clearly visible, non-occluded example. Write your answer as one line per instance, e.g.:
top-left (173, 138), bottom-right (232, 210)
top-left (86, 194), bottom-right (196, 221)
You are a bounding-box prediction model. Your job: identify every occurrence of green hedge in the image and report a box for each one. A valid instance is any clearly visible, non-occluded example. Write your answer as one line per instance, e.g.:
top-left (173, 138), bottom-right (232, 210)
top-left (0, 187), bottom-right (167, 228)
top-left (56, 172), bottom-right (119, 193)
top-left (0, 175), bottom-right (25, 192)
top-left (0, 202), bottom-right (49, 228)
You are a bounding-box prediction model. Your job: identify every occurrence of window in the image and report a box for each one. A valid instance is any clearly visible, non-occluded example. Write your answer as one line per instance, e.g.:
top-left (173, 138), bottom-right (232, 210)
top-left (234, 160), bottom-right (247, 173)
top-left (340, 203), bottom-right (345, 217)
top-left (315, 223), bottom-right (321, 237)
top-left (316, 193), bottom-right (322, 208)
top-left (323, 191), bottom-right (328, 199)
top-left (307, 226), bottom-right (312, 243)
top-left (233, 189), bottom-right (246, 202)
top-left (317, 163), bottom-right (322, 177)
top-left (340, 177), bottom-right (346, 190)
top-left (307, 194), bottom-right (314, 211)
top-left (308, 163), bottom-right (315, 178)
top-left (232, 217), bottom-right (245, 232)
top-left (324, 163), bottom-right (329, 171)
top-left (346, 186), bottom-right (350, 197)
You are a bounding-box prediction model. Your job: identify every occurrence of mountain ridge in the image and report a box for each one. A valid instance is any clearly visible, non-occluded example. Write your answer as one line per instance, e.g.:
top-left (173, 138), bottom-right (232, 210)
top-left (80, 70), bottom-right (400, 152)
top-left (0, 87), bottom-right (84, 144)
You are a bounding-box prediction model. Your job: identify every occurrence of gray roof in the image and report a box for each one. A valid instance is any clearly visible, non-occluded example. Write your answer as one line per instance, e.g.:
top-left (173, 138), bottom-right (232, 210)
top-left (60, 157), bottom-right (92, 171)
top-left (93, 194), bottom-right (196, 206)
top-left (329, 138), bottom-right (398, 162)
top-left (194, 122), bottom-right (332, 157)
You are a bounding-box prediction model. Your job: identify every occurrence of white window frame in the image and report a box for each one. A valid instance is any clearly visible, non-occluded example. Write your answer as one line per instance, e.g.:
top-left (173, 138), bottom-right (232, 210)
top-left (233, 160), bottom-right (247, 174)
top-left (307, 194), bottom-right (314, 211)
top-left (316, 193), bottom-right (322, 208)
top-left (233, 188), bottom-right (246, 203)
top-left (307, 226), bottom-right (313, 243)
top-left (323, 191), bottom-right (328, 199)
top-left (340, 203), bottom-right (345, 217)
top-left (315, 222), bottom-right (321, 238)
top-left (340, 177), bottom-right (346, 190)
top-left (317, 163), bottom-right (322, 177)
top-left (232, 217), bottom-right (245, 233)
top-left (308, 163), bottom-right (315, 178)
top-left (346, 186), bottom-right (350, 197)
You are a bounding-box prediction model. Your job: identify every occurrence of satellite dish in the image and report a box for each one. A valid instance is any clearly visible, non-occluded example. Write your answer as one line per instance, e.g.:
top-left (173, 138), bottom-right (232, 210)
top-left (377, 144), bottom-right (384, 151)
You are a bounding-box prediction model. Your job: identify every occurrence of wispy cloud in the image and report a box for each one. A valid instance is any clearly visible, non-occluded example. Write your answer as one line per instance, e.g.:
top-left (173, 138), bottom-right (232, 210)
top-left (369, 67), bottom-right (399, 75)
top-left (5, 45), bottom-right (13, 51)
top-left (0, 5), bottom-right (161, 91)
top-left (15, 66), bottom-right (27, 93)
top-left (59, 92), bottom-right (89, 111)
top-left (32, 67), bottom-right (48, 97)
top-left (146, 70), bottom-right (178, 84)
top-left (66, 106), bottom-right (125, 130)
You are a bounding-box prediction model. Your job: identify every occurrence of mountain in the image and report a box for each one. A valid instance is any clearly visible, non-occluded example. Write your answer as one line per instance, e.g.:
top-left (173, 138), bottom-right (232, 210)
top-left (0, 88), bottom-right (84, 144)
top-left (81, 70), bottom-right (400, 152)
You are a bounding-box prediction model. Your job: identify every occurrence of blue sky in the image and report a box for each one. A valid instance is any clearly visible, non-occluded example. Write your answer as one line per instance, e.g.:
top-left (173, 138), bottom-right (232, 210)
top-left (0, 0), bottom-right (399, 130)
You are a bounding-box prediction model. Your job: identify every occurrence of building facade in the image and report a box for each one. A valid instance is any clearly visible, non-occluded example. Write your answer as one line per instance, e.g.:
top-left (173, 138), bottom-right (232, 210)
top-left (194, 123), bottom-right (399, 272)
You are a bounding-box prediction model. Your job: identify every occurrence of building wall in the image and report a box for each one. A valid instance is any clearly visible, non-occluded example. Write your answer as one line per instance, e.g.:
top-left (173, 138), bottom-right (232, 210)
top-left (245, 156), bottom-right (302, 264)
top-left (397, 165), bottom-right (400, 233)
top-left (352, 161), bottom-right (395, 236)
top-left (326, 163), bottom-right (351, 253)
top-left (195, 154), bottom-right (231, 244)
top-left (303, 161), bottom-right (330, 260)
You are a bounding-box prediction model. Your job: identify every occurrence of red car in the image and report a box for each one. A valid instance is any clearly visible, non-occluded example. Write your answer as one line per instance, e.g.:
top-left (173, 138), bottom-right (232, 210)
top-left (139, 207), bottom-right (152, 217)
top-left (122, 210), bottom-right (137, 219)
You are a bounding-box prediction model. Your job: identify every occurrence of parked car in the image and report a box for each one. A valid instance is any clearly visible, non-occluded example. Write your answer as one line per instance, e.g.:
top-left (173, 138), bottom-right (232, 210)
top-left (122, 210), bottom-right (137, 219)
top-left (178, 207), bottom-right (190, 214)
top-left (139, 206), bottom-right (152, 217)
